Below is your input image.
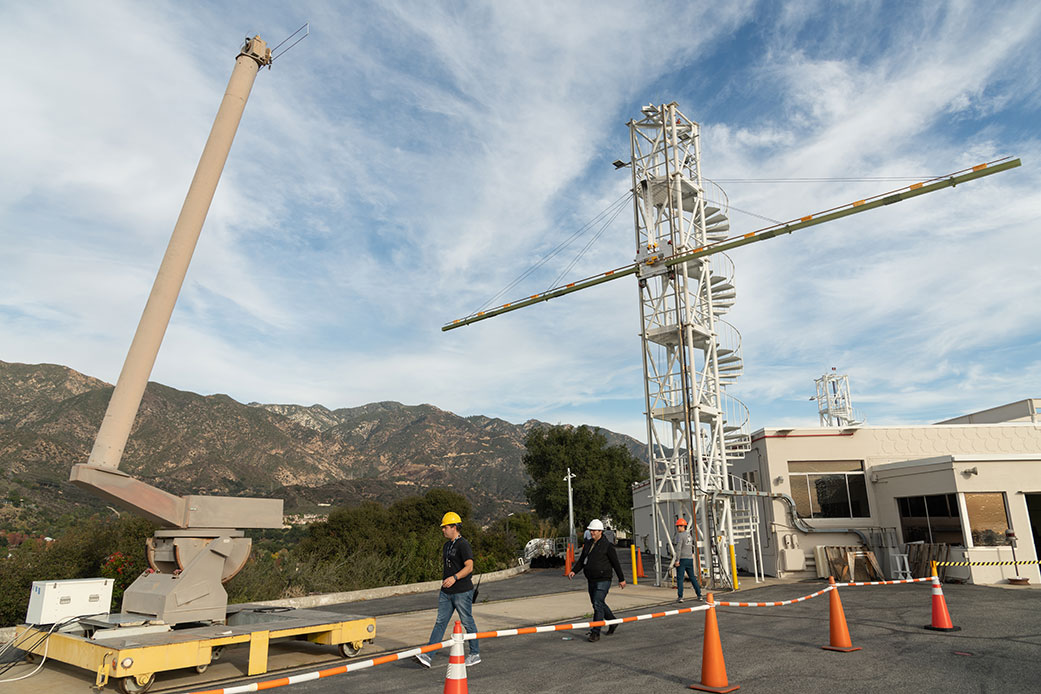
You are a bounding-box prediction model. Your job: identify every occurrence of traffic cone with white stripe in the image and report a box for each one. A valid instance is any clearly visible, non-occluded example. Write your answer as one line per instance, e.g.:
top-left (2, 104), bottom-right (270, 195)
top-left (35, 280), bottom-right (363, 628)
top-left (924, 561), bottom-right (960, 632)
top-left (821, 577), bottom-right (861, 652)
top-left (688, 593), bottom-right (739, 693)
top-left (444, 620), bottom-right (468, 694)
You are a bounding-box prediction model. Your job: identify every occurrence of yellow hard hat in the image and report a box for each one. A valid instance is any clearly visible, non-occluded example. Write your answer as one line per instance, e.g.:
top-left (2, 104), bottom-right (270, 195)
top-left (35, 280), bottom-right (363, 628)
top-left (440, 511), bottom-right (462, 527)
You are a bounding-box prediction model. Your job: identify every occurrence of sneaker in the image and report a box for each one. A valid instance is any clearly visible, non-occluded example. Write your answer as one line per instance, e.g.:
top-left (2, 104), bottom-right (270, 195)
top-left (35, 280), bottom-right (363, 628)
top-left (587, 631), bottom-right (600, 642)
top-left (677, 597), bottom-right (684, 603)
top-left (415, 653), bottom-right (432, 668)
top-left (606, 624), bottom-right (618, 635)
top-left (465, 653), bottom-right (481, 666)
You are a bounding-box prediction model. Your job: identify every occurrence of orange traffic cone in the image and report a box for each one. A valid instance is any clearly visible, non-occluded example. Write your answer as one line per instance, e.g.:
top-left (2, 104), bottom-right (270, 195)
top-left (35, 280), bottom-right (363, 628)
top-left (443, 620), bottom-right (468, 694)
top-left (821, 577), bottom-right (861, 652)
top-left (636, 548), bottom-right (646, 578)
top-left (924, 562), bottom-right (960, 632)
top-left (564, 542), bottom-right (573, 576)
top-left (688, 594), bottom-right (739, 693)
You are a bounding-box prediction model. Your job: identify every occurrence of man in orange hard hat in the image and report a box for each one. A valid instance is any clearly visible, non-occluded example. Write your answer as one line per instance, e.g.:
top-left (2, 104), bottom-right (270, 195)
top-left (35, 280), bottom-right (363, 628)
top-left (415, 511), bottom-right (481, 668)
top-left (671, 517), bottom-right (702, 602)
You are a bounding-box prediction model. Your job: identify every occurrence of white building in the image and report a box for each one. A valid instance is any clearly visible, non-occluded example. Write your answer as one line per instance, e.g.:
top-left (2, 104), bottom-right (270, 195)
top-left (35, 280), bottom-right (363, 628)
top-left (633, 399), bottom-right (1041, 585)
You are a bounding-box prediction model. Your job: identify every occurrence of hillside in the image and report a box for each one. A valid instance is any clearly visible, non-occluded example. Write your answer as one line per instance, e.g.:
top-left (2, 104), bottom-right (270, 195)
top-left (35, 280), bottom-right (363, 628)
top-left (0, 360), bottom-right (646, 534)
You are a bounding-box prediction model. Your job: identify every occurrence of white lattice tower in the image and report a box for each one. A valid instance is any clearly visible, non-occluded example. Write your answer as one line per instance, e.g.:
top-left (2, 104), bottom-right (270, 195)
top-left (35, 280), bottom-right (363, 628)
top-left (814, 369), bottom-right (863, 427)
top-left (627, 103), bottom-right (751, 588)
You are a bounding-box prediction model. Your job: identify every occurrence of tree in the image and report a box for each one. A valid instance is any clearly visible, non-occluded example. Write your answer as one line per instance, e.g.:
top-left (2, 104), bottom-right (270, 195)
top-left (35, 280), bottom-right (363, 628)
top-left (523, 425), bottom-right (644, 532)
top-left (0, 514), bottom-right (155, 627)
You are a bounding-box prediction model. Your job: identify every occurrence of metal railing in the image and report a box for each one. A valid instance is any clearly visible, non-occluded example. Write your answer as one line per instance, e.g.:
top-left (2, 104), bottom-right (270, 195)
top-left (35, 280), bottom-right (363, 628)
top-left (523, 537), bottom-right (571, 562)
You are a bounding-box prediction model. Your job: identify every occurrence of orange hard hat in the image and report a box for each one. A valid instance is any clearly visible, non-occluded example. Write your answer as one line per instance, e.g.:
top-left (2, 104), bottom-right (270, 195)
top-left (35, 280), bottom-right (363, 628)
top-left (675, 518), bottom-right (688, 526)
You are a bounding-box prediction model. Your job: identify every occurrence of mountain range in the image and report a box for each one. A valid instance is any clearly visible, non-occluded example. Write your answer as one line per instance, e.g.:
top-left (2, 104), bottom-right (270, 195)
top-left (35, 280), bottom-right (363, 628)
top-left (0, 360), bottom-right (646, 533)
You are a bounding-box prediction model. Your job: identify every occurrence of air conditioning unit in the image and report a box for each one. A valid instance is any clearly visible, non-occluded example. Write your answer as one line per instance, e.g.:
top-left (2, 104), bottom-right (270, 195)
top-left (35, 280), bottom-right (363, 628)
top-left (780, 548), bottom-right (805, 572)
top-left (25, 578), bottom-right (113, 625)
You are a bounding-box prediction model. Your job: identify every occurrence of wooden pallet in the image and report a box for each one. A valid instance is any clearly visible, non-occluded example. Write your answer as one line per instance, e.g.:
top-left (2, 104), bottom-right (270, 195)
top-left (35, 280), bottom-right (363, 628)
top-left (821, 545), bottom-right (884, 581)
top-left (905, 543), bottom-right (950, 580)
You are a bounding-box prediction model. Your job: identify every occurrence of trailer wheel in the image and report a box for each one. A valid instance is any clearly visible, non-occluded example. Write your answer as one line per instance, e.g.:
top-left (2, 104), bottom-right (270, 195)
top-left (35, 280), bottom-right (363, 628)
top-left (117, 673), bottom-right (155, 694)
top-left (338, 642), bottom-right (362, 657)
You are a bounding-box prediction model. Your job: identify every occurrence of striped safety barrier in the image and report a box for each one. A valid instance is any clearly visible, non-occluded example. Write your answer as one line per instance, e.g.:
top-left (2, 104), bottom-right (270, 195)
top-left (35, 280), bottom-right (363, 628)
top-left (461, 603), bottom-right (711, 642)
top-left (936, 560), bottom-right (1041, 567)
top-left (186, 605), bottom-right (714, 694)
top-left (186, 578), bottom-right (941, 694)
top-left (188, 639), bottom-right (455, 694)
top-left (714, 586), bottom-right (832, 607)
top-left (837, 577), bottom-right (932, 587)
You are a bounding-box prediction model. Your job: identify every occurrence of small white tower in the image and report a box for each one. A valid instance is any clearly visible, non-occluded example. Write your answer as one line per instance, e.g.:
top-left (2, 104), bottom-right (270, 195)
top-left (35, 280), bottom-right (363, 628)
top-left (813, 368), bottom-right (863, 427)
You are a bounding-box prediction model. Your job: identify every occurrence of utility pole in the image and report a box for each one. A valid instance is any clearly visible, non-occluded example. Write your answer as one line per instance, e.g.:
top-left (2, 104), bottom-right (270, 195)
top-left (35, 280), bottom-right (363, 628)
top-left (564, 468), bottom-right (576, 544)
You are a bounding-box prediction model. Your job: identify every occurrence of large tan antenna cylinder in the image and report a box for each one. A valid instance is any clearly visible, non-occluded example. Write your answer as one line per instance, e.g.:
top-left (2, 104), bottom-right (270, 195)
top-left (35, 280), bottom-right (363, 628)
top-left (87, 38), bottom-right (271, 469)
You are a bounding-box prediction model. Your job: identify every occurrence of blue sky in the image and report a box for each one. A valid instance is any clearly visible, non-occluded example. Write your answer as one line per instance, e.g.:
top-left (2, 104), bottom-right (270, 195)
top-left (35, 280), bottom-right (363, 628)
top-left (1, 1), bottom-right (1039, 442)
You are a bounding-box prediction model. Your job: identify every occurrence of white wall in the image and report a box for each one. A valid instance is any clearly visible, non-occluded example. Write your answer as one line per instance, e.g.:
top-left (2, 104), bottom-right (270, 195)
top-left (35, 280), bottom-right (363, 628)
top-left (733, 424), bottom-right (1041, 583)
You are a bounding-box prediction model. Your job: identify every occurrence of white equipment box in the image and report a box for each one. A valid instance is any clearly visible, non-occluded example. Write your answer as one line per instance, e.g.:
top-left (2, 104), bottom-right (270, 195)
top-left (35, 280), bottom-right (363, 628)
top-left (25, 578), bottom-right (114, 625)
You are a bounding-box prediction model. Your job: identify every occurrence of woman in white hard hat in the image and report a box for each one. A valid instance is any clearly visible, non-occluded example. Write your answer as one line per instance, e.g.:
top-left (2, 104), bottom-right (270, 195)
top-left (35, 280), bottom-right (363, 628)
top-left (567, 518), bottom-right (626, 642)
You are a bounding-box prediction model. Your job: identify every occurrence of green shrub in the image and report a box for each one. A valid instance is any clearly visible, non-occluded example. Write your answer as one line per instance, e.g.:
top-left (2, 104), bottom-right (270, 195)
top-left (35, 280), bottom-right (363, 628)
top-left (3, 490), bottom-right (547, 626)
top-left (0, 515), bottom-right (155, 627)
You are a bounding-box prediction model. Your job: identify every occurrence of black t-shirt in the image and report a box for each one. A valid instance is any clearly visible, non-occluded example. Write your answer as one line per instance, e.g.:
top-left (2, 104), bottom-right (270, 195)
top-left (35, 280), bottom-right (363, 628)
top-left (441, 536), bottom-right (475, 594)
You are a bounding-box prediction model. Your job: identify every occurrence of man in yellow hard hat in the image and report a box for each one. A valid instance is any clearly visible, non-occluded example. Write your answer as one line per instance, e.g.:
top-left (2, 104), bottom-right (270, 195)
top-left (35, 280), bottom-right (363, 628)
top-left (415, 511), bottom-right (481, 668)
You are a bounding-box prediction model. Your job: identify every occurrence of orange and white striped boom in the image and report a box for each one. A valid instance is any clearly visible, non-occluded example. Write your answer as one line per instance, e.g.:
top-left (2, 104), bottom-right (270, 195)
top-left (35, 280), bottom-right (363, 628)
top-left (443, 157), bottom-right (1021, 331)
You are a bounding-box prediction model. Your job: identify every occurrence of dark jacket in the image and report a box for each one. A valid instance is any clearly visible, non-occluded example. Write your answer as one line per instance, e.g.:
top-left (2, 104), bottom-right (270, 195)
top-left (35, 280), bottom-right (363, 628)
top-left (572, 537), bottom-right (625, 582)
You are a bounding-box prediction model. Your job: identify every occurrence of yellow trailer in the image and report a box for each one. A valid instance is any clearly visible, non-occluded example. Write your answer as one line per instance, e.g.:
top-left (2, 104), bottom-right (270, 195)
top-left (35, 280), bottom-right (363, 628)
top-left (15, 607), bottom-right (375, 693)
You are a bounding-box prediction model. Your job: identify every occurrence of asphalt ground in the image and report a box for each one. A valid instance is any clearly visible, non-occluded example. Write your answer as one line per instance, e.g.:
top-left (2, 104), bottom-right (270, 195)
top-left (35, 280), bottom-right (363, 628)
top-left (7, 568), bottom-right (1040, 693)
top-left (243, 580), bottom-right (1041, 694)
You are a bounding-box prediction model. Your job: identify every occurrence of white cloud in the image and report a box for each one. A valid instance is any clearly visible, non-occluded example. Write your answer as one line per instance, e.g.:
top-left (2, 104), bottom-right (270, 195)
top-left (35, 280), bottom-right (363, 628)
top-left (1, 0), bottom-right (1039, 447)
top-left (709, 2), bottom-right (1041, 432)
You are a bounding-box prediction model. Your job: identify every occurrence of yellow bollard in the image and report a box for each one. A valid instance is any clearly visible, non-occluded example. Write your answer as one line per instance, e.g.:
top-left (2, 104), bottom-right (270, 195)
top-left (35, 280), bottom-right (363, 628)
top-left (729, 545), bottom-right (739, 591)
top-left (630, 544), bottom-right (638, 586)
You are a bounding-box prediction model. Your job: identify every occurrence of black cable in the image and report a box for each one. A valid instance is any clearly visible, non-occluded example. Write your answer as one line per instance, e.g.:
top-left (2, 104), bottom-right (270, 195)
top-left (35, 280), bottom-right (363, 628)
top-left (0, 623), bottom-right (57, 678)
top-left (470, 191), bottom-right (633, 315)
top-left (0, 613), bottom-right (100, 679)
top-left (545, 195), bottom-right (629, 291)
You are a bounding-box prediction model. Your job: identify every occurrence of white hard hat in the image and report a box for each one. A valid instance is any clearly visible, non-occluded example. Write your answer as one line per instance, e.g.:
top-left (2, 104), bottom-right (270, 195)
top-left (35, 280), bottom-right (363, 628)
top-left (586, 519), bottom-right (605, 531)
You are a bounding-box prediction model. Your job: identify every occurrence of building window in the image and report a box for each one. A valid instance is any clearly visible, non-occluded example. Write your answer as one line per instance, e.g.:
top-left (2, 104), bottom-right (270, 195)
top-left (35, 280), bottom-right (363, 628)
top-left (897, 494), bottom-right (963, 544)
top-left (787, 461), bottom-right (869, 519)
top-left (963, 493), bottom-right (1011, 546)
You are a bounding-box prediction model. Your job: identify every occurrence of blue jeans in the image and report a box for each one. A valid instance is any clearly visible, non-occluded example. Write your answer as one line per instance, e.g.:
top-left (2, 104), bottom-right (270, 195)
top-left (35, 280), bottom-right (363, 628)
top-left (587, 580), bottom-right (616, 635)
top-left (676, 558), bottom-right (702, 599)
top-left (427, 589), bottom-right (479, 655)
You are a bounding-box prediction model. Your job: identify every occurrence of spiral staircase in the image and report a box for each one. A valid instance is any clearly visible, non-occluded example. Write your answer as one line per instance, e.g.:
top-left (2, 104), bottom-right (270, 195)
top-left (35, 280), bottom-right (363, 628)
top-left (701, 191), bottom-right (760, 583)
top-left (630, 103), bottom-right (761, 588)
